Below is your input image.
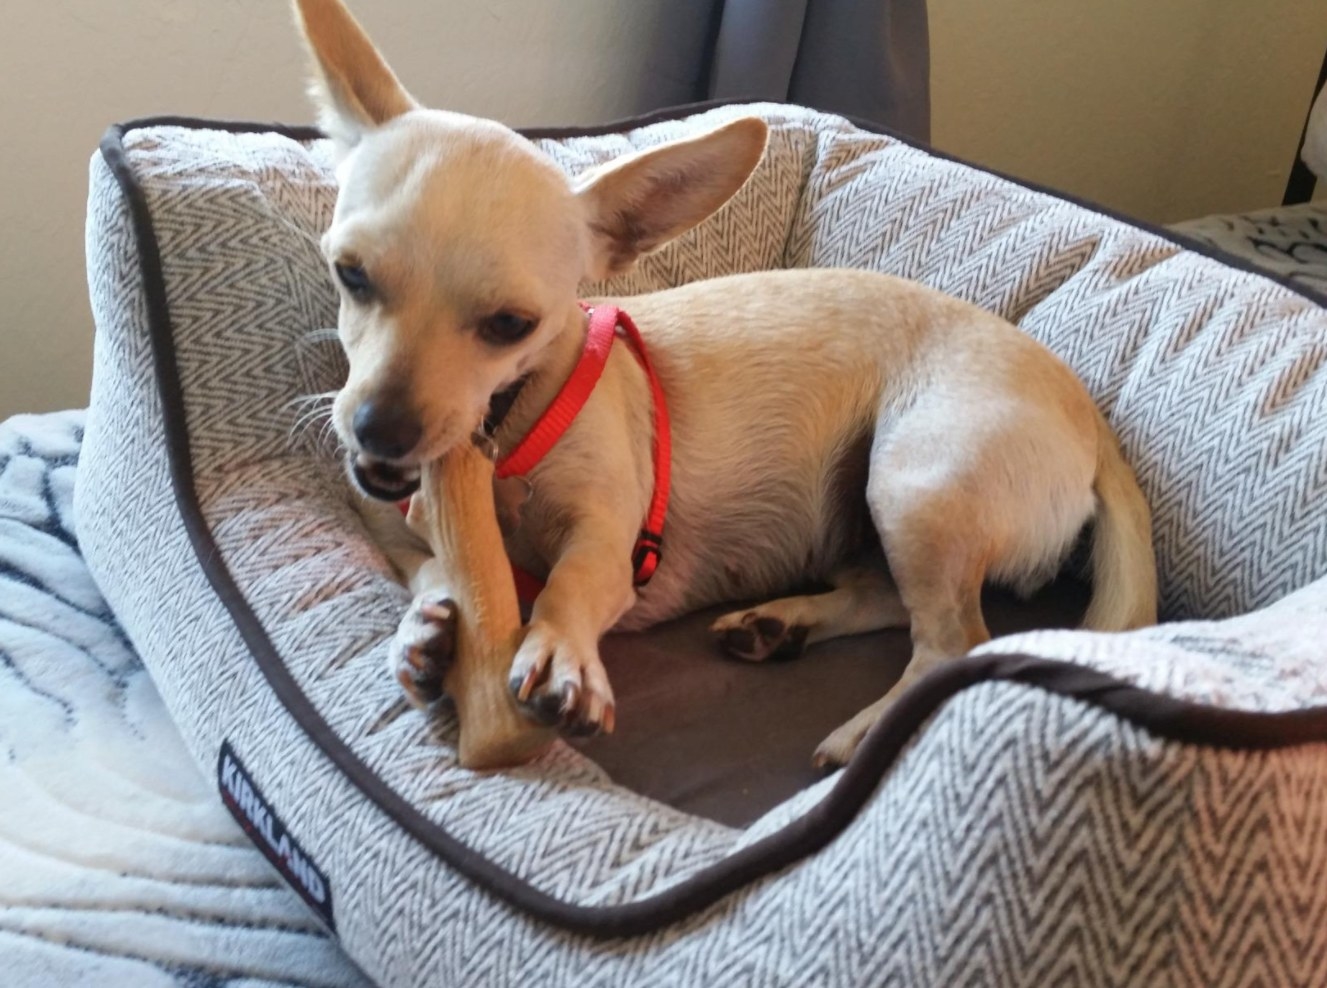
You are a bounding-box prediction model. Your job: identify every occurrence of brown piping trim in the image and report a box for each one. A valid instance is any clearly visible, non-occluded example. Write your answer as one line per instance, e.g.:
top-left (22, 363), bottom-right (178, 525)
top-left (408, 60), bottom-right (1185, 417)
top-left (98, 108), bottom-right (1327, 939)
top-left (115, 115), bottom-right (324, 142)
top-left (116, 104), bottom-right (1327, 307)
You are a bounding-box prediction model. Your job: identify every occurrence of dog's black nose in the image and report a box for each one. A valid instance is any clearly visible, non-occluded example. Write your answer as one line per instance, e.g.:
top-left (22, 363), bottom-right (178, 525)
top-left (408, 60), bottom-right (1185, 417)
top-left (352, 399), bottom-right (422, 460)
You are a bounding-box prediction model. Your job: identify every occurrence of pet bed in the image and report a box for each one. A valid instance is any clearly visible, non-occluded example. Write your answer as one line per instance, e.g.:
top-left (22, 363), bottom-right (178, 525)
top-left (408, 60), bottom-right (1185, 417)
top-left (78, 102), bottom-right (1327, 987)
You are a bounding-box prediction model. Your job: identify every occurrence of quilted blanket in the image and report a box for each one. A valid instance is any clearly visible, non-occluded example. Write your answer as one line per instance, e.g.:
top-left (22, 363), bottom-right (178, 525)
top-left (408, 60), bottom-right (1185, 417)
top-left (1173, 202), bottom-right (1327, 296)
top-left (0, 411), bottom-right (366, 987)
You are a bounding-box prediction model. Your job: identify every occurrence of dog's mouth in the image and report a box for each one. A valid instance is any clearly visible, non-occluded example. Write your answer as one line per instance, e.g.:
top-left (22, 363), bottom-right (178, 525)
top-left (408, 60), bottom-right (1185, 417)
top-left (343, 379), bottom-right (529, 503)
top-left (349, 453), bottom-right (421, 502)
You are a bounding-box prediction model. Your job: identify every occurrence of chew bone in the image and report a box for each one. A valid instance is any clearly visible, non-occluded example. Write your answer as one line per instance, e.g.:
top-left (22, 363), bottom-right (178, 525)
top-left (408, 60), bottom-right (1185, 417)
top-left (407, 442), bottom-right (555, 769)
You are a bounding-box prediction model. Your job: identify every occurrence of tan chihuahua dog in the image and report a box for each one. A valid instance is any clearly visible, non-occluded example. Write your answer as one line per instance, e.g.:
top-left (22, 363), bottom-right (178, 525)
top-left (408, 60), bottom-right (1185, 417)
top-left (294, 0), bottom-right (1157, 766)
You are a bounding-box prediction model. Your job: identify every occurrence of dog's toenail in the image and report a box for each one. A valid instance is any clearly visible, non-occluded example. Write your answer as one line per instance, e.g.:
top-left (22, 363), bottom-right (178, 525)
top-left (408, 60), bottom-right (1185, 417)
top-left (566, 718), bottom-right (600, 738)
top-left (421, 600), bottom-right (455, 621)
top-left (399, 667), bottom-right (442, 703)
top-left (513, 665), bottom-right (541, 702)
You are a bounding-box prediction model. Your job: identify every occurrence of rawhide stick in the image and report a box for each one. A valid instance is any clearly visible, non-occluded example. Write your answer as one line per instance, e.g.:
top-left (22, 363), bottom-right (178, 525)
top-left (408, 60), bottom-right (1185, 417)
top-left (407, 442), bottom-right (555, 770)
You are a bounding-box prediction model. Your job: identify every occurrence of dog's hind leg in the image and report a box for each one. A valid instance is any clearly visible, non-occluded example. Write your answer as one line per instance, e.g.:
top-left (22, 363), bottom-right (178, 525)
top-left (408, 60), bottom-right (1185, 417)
top-left (813, 418), bottom-right (997, 767)
top-left (812, 543), bottom-right (988, 767)
top-left (812, 518), bottom-right (989, 767)
top-left (710, 563), bottom-right (909, 661)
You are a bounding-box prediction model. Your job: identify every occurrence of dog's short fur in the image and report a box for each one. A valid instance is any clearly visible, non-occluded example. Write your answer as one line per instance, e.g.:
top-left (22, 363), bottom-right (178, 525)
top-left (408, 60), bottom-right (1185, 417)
top-left (295, 0), bottom-right (1158, 766)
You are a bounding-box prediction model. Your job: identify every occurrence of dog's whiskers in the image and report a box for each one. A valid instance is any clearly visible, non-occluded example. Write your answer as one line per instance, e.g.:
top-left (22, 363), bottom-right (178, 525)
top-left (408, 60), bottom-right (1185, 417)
top-left (291, 404), bottom-right (332, 433)
top-left (317, 414), bottom-right (341, 450)
top-left (287, 389), bottom-right (339, 407)
top-left (286, 390), bottom-right (341, 449)
top-left (300, 327), bottom-right (341, 345)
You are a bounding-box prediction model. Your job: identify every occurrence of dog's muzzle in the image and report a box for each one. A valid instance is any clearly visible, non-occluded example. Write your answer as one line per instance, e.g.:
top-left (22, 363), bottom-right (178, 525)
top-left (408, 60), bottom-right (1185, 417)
top-left (349, 453), bottom-right (421, 501)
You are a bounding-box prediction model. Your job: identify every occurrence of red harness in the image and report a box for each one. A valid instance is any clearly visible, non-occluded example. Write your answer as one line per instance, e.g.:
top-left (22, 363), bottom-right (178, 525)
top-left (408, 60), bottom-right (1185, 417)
top-left (401, 303), bottom-right (670, 601)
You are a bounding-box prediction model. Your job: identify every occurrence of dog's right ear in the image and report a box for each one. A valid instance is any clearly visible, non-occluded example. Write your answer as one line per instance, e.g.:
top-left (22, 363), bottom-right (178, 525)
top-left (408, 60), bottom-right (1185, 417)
top-left (292, 0), bottom-right (417, 153)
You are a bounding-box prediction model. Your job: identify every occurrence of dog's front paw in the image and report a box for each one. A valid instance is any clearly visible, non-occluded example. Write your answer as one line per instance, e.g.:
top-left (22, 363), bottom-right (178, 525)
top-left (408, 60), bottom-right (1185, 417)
top-left (508, 622), bottom-right (615, 736)
top-left (388, 591), bottom-right (458, 706)
top-left (711, 608), bottom-right (809, 662)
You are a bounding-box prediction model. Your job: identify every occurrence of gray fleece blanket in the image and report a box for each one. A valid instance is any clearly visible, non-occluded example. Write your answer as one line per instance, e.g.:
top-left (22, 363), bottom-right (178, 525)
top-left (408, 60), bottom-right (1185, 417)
top-left (0, 410), bottom-right (366, 988)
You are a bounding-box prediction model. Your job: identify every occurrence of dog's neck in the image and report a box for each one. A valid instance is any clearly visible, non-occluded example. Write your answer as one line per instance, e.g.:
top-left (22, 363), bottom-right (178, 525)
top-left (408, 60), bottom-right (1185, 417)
top-left (490, 301), bottom-right (595, 457)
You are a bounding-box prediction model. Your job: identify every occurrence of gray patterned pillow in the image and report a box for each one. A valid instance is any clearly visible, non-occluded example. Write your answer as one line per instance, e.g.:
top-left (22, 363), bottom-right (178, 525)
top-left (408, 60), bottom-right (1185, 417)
top-left (77, 104), bottom-right (1327, 987)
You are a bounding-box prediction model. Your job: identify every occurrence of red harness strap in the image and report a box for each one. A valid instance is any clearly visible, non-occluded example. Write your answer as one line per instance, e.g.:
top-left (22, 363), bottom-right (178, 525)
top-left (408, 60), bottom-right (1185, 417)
top-left (401, 303), bottom-right (670, 597)
top-left (500, 304), bottom-right (670, 586)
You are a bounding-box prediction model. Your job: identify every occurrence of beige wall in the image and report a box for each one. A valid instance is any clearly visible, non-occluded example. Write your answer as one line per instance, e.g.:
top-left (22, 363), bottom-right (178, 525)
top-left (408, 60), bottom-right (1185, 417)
top-left (2, 1), bottom-right (1325, 418)
top-left (930, 0), bottom-right (1327, 223)
top-left (0, 0), bottom-right (712, 419)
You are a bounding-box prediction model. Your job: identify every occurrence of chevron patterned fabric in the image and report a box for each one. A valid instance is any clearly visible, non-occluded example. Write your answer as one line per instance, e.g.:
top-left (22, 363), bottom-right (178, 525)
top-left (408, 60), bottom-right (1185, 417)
top-left (76, 104), bottom-right (1327, 986)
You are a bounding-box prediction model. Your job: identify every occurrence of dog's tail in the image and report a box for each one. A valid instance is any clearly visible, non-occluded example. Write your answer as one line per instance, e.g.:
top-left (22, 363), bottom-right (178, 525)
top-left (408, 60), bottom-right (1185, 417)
top-left (1082, 413), bottom-right (1158, 631)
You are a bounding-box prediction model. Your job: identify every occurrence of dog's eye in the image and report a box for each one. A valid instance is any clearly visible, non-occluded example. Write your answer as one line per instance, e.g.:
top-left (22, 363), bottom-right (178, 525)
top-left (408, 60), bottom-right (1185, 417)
top-left (334, 262), bottom-right (372, 299)
top-left (479, 312), bottom-right (537, 345)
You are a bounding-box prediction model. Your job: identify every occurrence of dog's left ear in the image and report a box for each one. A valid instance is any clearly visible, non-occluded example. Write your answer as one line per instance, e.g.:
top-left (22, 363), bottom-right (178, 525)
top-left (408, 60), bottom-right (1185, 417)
top-left (575, 117), bottom-right (768, 280)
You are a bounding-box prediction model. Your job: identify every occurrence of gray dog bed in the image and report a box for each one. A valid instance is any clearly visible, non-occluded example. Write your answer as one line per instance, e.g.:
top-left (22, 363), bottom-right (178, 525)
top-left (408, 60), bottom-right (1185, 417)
top-left (78, 102), bottom-right (1327, 986)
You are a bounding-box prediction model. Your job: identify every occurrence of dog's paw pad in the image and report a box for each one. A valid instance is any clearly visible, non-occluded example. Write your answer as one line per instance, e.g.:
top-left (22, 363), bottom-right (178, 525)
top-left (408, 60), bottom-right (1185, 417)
top-left (711, 611), bottom-right (809, 662)
top-left (389, 593), bottom-right (457, 707)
